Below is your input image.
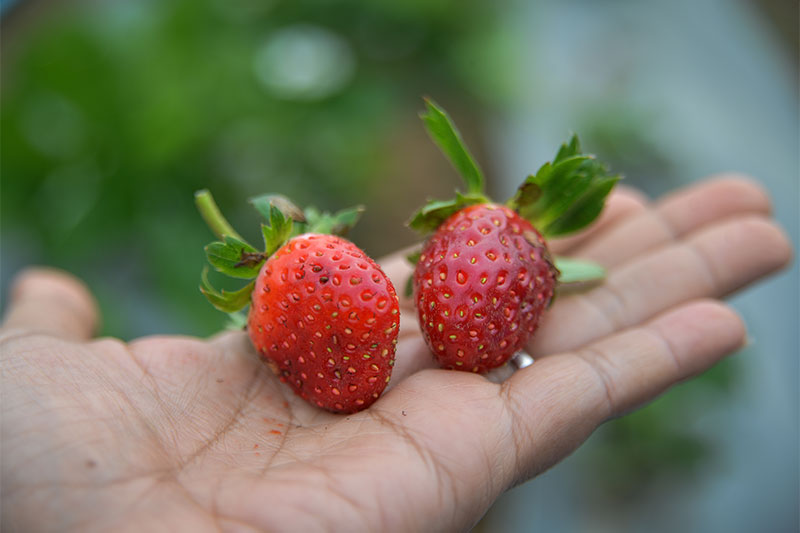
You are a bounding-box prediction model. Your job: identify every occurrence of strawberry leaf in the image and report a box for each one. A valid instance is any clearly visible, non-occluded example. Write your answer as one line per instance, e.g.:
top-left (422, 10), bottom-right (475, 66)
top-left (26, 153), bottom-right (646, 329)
top-left (553, 133), bottom-right (581, 164)
top-left (513, 155), bottom-right (595, 226)
top-left (508, 180), bottom-right (542, 211)
top-left (407, 101), bottom-right (489, 236)
top-left (509, 135), bottom-right (620, 238)
top-left (261, 205), bottom-right (294, 256)
top-left (545, 173), bottom-right (619, 236)
top-left (206, 236), bottom-right (264, 279)
top-left (408, 191), bottom-right (487, 234)
top-left (406, 249), bottom-right (422, 265)
top-left (304, 205), bottom-right (365, 236)
top-left (404, 248), bottom-right (422, 297)
top-left (554, 256), bottom-right (606, 284)
top-left (250, 194), bottom-right (307, 223)
top-left (421, 98), bottom-right (485, 196)
top-left (200, 268), bottom-right (255, 313)
top-left (404, 274), bottom-right (414, 299)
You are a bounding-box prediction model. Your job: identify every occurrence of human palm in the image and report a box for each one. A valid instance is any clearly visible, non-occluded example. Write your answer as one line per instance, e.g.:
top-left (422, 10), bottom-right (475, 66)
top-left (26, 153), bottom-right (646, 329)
top-left (1, 177), bottom-right (791, 532)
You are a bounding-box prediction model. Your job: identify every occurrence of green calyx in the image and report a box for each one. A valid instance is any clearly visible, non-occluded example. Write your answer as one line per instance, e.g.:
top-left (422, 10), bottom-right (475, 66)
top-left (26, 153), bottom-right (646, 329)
top-left (507, 134), bottom-right (620, 237)
top-left (408, 191), bottom-right (488, 233)
top-left (407, 98), bottom-right (620, 286)
top-left (195, 189), bottom-right (364, 313)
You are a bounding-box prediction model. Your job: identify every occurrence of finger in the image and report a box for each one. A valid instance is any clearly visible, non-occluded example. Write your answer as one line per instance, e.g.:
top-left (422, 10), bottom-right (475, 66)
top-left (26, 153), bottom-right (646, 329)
top-left (548, 186), bottom-right (649, 255)
top-left (530, 215), bottom-right (791, 355)
top-left (501, 299), bottom-right (746, 479)
top-left (570, 175), bottom-right (772, 268)
top-left (2, 268), bottom-right (98, 341)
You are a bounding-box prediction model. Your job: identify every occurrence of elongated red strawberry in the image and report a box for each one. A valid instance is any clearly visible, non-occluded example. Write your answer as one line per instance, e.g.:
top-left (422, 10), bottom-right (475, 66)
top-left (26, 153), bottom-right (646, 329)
top-left (408, 99), bottom-right (619, 372)
top-left (414, 204), bottom-right (557, 372)
top-left (196, 192), bottom-right (399, 413)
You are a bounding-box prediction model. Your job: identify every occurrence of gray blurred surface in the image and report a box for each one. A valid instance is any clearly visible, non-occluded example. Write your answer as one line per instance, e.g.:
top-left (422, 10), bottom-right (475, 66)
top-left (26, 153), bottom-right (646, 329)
top-left (481, 0), bottom-right (798, 531)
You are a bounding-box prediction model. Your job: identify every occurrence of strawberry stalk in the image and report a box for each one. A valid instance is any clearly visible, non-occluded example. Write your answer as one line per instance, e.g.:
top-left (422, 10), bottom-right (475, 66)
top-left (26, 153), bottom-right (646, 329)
top-left (195, 189), bottom-right (247, 242)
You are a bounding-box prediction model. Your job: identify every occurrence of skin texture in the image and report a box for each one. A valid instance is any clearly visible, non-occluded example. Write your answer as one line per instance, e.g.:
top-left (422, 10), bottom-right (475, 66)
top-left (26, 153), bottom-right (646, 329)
top-left (414, 204), bottom-right (557, 372)
top-left (1, 176), bottom-right (792, 532)
top-left (249, 234), bottom-right (400, 413)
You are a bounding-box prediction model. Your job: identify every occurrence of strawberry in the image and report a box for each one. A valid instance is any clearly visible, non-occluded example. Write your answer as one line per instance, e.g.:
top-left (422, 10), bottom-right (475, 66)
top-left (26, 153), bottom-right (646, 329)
top-left (249, 235), bottom-right (399, 412)
top-left (196, 193), bottom-right (399, 413)
top-left (408, 99), bottom-right (619, 372)
top-left (413, 204), bottom-right (557, 372)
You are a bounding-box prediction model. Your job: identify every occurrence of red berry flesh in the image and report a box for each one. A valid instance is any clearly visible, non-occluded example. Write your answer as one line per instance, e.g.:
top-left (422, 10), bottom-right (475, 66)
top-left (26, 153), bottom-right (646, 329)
top-left (413, 204), bottom-right (557, 373)
top-left (249, 234), bottom-right (400, 413)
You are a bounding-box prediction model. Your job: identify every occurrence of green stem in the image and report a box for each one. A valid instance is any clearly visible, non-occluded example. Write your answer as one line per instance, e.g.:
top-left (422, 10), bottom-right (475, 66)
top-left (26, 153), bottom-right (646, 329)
top-left (194, 189), bottom-right (246, 242)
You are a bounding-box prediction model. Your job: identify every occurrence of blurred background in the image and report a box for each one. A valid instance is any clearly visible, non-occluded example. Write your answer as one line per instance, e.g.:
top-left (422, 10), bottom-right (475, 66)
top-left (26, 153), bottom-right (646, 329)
top-left (1, 0), bottom-right (797, 531)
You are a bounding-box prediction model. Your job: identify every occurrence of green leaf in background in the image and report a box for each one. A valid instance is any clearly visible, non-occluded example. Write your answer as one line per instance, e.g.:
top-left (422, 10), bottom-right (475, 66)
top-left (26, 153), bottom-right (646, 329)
top-left (304, 205), bottom-right (365, 236)
top-left (408, 191), bottom-right (487, 233)
top-left (199, 268), bottom-right (255, 313)
top-left (554, 256), bottom-right (606, 284)
top-left (420, 98), bottom-right (485, 195)
top-left (205, 235), bottom-right (264, 279)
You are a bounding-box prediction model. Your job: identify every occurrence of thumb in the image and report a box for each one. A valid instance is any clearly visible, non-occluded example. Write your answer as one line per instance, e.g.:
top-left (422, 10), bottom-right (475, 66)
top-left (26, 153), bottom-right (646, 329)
top-left (2, 268), bottom-right (99, 341)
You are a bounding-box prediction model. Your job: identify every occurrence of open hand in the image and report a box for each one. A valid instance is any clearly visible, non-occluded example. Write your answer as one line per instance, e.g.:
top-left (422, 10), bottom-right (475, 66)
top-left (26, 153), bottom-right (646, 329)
top-left (1, 176), bottom-right (790, 532)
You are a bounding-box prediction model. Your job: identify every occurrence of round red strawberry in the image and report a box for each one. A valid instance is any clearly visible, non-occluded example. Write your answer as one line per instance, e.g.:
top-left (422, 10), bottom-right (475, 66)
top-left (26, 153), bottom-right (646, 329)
top-left (414, 204), bottom-right (557, 372)
top-left (195, 192), bottom-right (399, 413)
top-left (249, 234), bottom-right (399, 412)
top-left (408, 99), bottom-right (619, 372)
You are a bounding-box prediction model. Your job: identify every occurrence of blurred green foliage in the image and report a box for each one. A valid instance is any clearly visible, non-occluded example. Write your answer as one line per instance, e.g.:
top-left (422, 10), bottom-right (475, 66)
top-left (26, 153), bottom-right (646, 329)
top-left (2, 0), bottom-right (506, 338)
